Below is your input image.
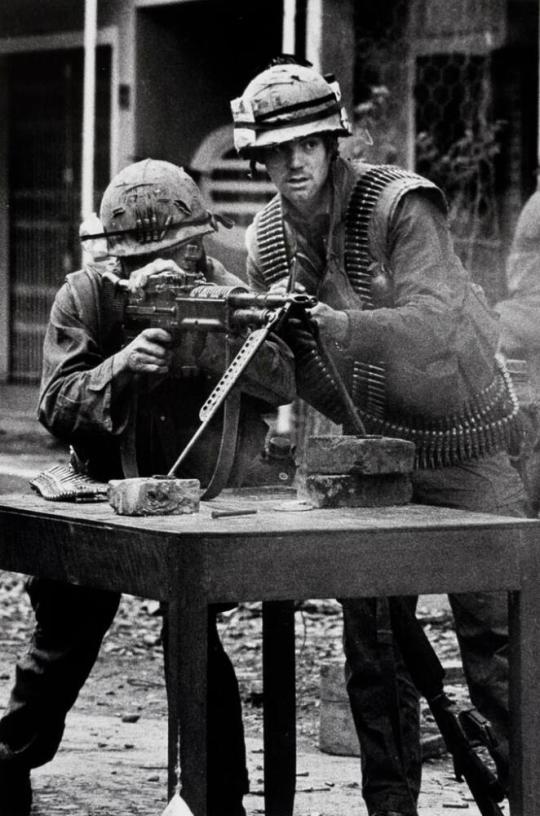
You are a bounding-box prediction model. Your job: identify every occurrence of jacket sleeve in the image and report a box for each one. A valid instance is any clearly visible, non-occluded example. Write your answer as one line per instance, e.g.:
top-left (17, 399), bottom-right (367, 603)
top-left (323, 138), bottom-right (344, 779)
top-left (239, 334), bottom-right (295, 407)
top-left (209, 254), bottom-right (296, 407)
top-left (38, 272), bottom-right (131, 442)
top-left (344, 192), bottom-right (489, 365)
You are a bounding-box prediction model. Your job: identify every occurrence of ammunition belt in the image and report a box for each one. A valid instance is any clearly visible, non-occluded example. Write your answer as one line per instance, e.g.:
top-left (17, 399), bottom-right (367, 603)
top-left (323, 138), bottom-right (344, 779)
top-left (345, 165), bottom-right (433, 418)
top-left (345, 164), bottom-right (430, 306)
top-left (355, 357), bottom-right (521, 469)
top-left (295, 347), bottom-right (350, 427)
top-left (296, 350), bottom-right (520, 468)
top-left (256, 196), bottom-right (291, 285)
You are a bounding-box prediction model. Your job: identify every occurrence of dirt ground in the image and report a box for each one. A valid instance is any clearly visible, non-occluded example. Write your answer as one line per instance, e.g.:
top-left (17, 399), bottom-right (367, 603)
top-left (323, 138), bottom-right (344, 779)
top-left (0, 573), bottom-right (501, 816)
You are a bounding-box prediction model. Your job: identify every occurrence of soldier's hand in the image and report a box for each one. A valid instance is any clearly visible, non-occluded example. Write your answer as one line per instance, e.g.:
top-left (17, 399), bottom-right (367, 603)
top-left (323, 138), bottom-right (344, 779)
top-left (281, 315), bottom-right (318, 356)
top-left (309, 302), bottom-right (349, 347)
top-left (268, 278), bottom-right (306, 298)
top-left (114, 328), bottom-right (173, 375)
top-left (127, 258), bottom-right (184, 292)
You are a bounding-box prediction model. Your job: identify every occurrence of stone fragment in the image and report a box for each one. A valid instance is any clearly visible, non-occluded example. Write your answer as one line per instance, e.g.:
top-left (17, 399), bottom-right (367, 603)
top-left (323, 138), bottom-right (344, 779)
top-left (304, 435), bottom-right (415, 475)
top-left (108, 477), bottom-right (200, 516)
top-left (319, 660), bottom-right (454, 759)
top-left (297, 472), bottom-right (412, 508)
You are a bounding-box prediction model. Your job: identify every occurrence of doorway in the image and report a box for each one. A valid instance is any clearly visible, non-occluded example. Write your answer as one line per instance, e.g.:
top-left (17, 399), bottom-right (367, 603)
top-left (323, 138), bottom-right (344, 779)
top-left (7, 45), bottom-right (111, 381)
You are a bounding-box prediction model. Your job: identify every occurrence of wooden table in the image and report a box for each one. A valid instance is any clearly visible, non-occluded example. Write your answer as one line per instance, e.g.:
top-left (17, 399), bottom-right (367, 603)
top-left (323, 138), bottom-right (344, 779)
top-left (0, 490), bottom-right (539, 816)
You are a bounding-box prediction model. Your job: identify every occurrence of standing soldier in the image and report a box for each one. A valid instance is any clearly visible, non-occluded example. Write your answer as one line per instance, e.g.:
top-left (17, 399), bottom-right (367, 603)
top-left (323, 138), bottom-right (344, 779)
top-left (231, 57), bottom-right (527, 816)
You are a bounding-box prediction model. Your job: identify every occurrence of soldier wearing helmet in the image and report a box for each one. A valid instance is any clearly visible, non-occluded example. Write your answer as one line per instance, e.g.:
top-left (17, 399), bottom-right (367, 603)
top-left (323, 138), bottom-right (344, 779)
top-left (232, 58), bottom-right (527, 816)
top-left (0, 159), bottom-right (295, 816)
top-left (99, 158), bottom-right (218, 256)
top-left (231, 61), bottom-right (351, 156)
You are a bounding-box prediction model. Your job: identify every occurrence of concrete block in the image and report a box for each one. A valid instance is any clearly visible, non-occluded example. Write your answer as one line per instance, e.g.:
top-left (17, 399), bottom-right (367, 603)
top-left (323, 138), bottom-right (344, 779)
top-left (319, 697), bottom-right (360, 757)
top-left (297, 472), bottom-right (413, 508)
top-left (108, 477), bottom-right (200, 516)
top-left (319, 660), bottom-right (461, 760)
top-left (304, 435), bottom-right (415, 476)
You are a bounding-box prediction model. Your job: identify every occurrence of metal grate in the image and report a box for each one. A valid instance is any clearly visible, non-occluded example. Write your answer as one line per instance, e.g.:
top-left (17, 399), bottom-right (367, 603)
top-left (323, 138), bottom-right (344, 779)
top-left (7, 46), bottom-right (111, 382)
top-left (347, 0), bottom-right (536, 305)
top-left (192, 125), bottom-right (275, 255)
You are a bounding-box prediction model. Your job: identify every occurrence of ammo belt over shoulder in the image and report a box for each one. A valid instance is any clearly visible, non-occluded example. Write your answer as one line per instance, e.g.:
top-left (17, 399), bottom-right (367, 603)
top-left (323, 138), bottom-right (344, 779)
top-left (256, 196), bottom-right (291, 285)
top-left (256, 166), bottom-right (521, 469)
top-left (345, 164), bottom-right (440, 420)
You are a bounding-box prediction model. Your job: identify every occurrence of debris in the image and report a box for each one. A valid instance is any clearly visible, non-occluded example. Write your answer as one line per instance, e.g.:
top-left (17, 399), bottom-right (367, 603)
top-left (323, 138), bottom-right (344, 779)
top-left (161, 793), bottom-right (195, 816)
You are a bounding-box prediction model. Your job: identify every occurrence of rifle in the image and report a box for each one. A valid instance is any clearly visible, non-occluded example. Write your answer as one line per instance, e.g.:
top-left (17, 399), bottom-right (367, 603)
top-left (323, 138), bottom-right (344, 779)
top-left (388, 597), bottom-right (506, 816)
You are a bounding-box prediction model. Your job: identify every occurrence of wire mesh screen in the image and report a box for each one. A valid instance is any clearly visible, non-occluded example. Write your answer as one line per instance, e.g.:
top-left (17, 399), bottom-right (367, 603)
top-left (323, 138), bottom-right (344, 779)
top-left (8, 46), bottom-right (111, 382)
top-left (348, 0), bottom-right (534, 305)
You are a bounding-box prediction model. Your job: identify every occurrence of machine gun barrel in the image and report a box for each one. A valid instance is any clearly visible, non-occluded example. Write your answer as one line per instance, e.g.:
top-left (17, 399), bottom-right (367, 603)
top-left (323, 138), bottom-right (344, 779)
top-left (227, 290), bottom-right (317, 311)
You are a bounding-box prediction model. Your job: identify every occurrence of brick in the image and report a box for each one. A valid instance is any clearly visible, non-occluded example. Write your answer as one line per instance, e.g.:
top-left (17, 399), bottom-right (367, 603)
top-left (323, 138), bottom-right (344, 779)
top-left (319, 660), bottom-right (456, 760)
top-left (297, 472), bottom-right (413, 508)
top-left (304, 435), bottom-right (415, 475)
top-left (108, 477), bottom-right (200, 516)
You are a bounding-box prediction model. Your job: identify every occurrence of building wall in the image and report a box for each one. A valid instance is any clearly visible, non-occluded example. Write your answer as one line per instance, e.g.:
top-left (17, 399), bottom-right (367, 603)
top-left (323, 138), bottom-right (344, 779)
top-left (0, 0), bottom-right (535, 379)
top-left (0, 1), bottom-right (84, 36)
top-left (0, 63), bottom-right (9, 378)
top-left (100, 0), bottom-right (137, 174)
top-left (134, 0), bottom-right (283, 277)
top-left (134, 0), bottom-right (283, 167)
top-left (0, 0), bottom-right (137, 380)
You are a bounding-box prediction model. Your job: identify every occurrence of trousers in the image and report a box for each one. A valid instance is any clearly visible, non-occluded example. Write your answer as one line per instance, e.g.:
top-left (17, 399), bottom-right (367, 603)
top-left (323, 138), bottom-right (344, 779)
top-left (341, 450), bottom-right (528, 815)
top-left (0, 579), bottom-right (249, 815)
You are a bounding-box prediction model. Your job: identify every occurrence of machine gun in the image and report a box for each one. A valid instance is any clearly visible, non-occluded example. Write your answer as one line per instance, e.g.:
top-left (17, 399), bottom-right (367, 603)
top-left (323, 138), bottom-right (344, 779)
top-left (387, 596), bottom-right (507, 816)
top-left (121, 266), bottom-right (314, 374)
top-left (111, 263), bottom-right (316, 496)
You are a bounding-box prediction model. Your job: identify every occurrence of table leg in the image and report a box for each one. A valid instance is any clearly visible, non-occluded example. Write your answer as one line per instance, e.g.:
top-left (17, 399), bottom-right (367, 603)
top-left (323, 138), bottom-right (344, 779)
top-left (167, 593), bottom-right (209, 816)
top-left (262, 600), bottom-right (296, 816)
top-left (509, 526), bottom-right (540, 816)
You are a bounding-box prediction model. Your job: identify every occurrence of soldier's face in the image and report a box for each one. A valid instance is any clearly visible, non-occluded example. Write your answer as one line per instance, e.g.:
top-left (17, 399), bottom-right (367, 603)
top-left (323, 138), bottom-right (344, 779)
top-left (121, 237), bottom-right (204, 277)
top-left (263, 135), bottom-right (332, 212)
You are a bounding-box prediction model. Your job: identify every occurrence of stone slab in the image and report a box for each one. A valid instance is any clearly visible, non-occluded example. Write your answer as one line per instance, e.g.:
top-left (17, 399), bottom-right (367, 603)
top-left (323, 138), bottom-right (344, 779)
top-left (319, 660), bottom-right (463, 760)
top-left (304, 435), bottom-right (416, 475)
top-left (108, 477), bottom-right (200, 516)
top-left (297, 472), bottom-right (413, 508)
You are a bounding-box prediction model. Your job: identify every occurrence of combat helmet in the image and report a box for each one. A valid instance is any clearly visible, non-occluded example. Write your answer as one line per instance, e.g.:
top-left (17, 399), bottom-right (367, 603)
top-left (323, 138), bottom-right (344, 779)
top-left (98, 159), bottom-right (217, 257)
top-left (231, 59), bottom-right (351, 156)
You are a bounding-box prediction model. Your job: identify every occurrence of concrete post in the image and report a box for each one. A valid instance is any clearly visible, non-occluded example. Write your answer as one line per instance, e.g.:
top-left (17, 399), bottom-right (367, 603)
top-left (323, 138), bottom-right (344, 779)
top-left (82, 0), bottom-right (98, 220)
top-left (306, 0), bottom-right (354, 116)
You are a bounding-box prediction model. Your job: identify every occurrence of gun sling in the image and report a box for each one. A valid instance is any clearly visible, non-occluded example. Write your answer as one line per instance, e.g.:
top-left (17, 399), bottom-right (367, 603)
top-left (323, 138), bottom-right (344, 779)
top-left (119, 386), bottom-right (242, 501)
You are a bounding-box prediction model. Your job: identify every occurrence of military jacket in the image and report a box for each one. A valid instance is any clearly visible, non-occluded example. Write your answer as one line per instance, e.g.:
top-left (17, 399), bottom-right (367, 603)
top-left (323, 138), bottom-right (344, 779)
top-left (39, 258), bottom-right (295, 484)
top-left (247, 157), bottom-right (500, 420)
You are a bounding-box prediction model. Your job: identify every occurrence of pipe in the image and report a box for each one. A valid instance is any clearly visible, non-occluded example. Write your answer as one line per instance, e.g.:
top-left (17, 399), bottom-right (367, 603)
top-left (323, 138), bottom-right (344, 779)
top-left (81, 0), bottom-right (97, 220)
top-left (282, 0), bottom-right (296, 54)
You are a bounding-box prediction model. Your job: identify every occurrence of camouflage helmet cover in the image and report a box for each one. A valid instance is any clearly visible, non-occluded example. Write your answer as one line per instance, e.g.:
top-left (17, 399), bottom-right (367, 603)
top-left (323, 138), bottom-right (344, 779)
top-left (231, 63), bottom-right (351, 156)
top-left (99, 159), bottom-right (217, 257)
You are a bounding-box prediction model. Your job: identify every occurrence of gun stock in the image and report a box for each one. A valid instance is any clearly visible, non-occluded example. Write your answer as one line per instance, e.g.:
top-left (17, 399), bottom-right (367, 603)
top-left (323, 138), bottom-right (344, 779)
top-left (429, 694), bottom-right (505, 816)
top-left (387, 598), bottom-right (507, 816)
